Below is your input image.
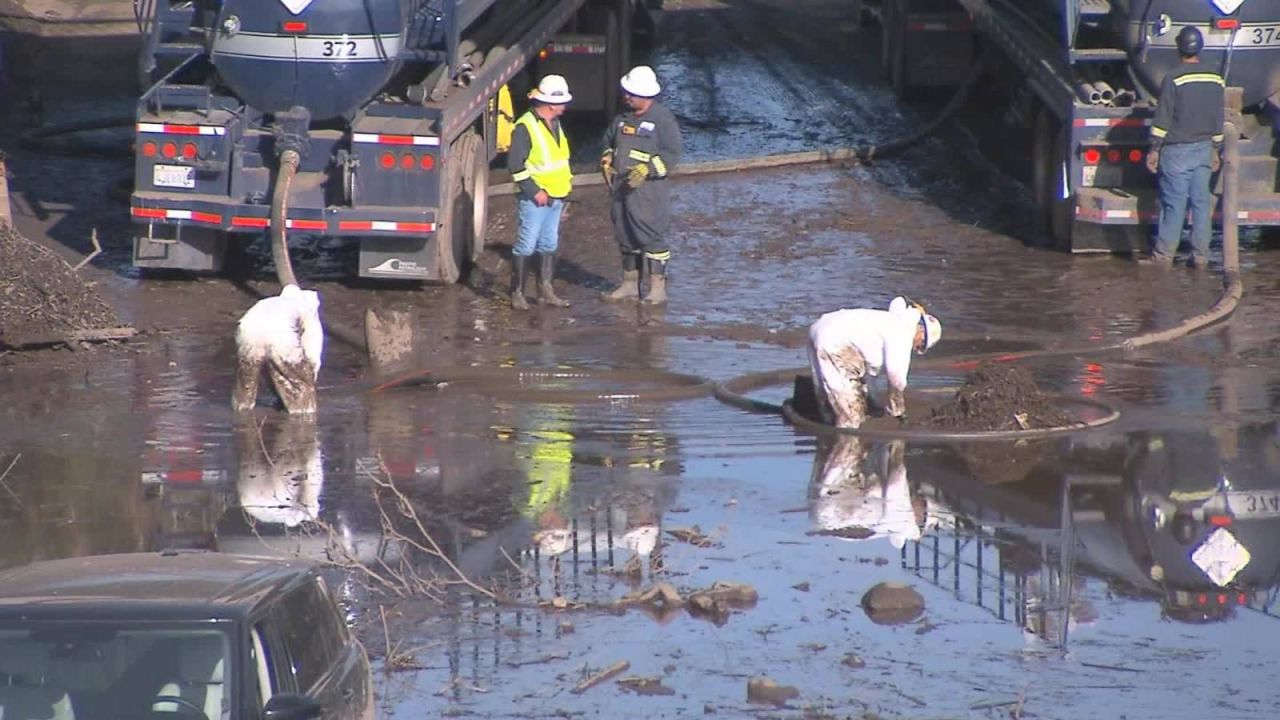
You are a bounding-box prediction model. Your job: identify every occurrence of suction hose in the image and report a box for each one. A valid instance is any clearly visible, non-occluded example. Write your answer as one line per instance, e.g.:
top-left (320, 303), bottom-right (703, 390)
top-left (270, 149), bottom-right (301, 288)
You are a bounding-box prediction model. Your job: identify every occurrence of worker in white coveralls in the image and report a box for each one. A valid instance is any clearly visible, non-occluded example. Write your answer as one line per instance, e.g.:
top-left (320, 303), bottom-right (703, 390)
top-left (807, 296), bottom-right (941, 429)
top-left (232, 284), bottom-right (324, 414)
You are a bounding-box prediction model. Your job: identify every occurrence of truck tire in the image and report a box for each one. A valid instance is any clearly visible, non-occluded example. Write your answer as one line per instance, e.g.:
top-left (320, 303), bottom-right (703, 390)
top-left (1033, 109), bottom-right (1074, 251)
top-left (436, 129), bottom-right (484, 283)
top-left (586, 3), bottom-right (623, 118)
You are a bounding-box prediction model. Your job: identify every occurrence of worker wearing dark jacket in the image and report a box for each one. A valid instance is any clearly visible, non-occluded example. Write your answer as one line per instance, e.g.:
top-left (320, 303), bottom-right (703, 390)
top-left (600, 66), bottom-right (683, 305)
top-left (1146, 26), bottom-right (1224, 268)
top-left (508, 75), bottom-right (574, 309)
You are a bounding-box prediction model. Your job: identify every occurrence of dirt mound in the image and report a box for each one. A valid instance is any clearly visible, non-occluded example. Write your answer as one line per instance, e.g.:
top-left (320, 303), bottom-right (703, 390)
top-left (0, 223), bottom-right (119, 343)
top-left (924, 362), bottom-right (1072, 432)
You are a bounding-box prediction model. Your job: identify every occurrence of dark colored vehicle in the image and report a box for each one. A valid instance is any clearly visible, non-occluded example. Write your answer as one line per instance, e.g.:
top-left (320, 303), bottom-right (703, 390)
top-left (0, 551), bottom-right (372, 720)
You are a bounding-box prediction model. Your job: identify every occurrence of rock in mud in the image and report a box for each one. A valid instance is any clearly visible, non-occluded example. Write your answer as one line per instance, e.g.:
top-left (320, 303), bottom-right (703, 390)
top-left (686, 581), bottom-right (759, 625)
top-left (861, 582), bottom-right (925, 625)
top-left (617, 675), bottom-right (676, 696)
top-left (746, 676), bottom-right (800, 707)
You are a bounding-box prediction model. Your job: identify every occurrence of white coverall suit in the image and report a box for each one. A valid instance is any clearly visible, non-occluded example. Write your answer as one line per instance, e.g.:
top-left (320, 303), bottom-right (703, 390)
top-left (232, 284), bottom-right (324, 414)
top-left (807, 296), bottom-right (932, 429)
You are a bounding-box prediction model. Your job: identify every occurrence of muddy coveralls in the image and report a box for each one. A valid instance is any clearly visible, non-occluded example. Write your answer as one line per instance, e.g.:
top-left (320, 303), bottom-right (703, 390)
top-left (601, 101), bottom-right (683, 303)
top-left (806, 298), bottom-right (924, 429)
top-left (810, 438), bottom-right (930, 548)
top-left (232, 284), bottom-right (324, 414)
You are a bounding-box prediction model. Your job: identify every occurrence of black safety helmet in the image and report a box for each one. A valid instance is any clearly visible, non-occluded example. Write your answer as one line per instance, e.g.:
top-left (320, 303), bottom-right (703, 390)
top-left (1176, 26), bottom-right (1204, 57)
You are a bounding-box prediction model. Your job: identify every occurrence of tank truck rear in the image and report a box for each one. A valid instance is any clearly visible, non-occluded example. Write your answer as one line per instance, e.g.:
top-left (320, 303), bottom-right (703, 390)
top-left (129, 0), bottom-right (649, 281)
top-left (873, 0), bottom-right (1280, 252)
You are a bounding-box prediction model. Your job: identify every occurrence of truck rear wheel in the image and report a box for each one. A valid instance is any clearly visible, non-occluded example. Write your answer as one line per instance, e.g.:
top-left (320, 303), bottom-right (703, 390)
top-left (436, 129), bottom-right (486, 284)
top-left (1033, 110), bottom-right (1075, 252)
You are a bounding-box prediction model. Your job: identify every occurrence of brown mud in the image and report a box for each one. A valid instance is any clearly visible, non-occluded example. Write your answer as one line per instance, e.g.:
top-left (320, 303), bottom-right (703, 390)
top-left (0, 222), bottom-right (119, 344)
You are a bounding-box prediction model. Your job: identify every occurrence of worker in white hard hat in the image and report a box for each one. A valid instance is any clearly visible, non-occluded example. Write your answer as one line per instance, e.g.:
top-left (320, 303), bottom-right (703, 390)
top-left (232, 284), bottom-right (324, 414)
top-left (508, 74), bottom-right (574, 310)
top-left (807, 296), bottom-right (942, 429)
top-left (600, 65), bottom-right (683, 305)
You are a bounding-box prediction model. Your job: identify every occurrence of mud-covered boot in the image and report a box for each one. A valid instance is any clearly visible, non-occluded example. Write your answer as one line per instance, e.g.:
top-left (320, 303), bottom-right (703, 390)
top-left (642, 259), bottom-right (667, 305)
top-left (510, 255), bottom-right (530, 310)
top-left (604, 271), bottom-right (640, 300)
top-left (538, 253), bottom-right (571, 307)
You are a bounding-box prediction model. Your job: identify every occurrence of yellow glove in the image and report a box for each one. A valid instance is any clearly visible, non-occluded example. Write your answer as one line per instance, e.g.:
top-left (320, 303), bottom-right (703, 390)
top-left (626, 163), bottom-right (650, 188)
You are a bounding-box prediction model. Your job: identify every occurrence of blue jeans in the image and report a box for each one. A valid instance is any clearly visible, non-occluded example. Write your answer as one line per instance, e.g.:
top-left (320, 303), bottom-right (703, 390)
top-left (1154, 140), bottom-right (1213, 260)
top-left (513, 197), bottom-right (565, 256)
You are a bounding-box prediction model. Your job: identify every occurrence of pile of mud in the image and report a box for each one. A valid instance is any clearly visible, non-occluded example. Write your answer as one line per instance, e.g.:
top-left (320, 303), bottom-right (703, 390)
top-left (0, 223), bottom-right (119, 343)
top-left (924, 362), bottom-right (1072, 432)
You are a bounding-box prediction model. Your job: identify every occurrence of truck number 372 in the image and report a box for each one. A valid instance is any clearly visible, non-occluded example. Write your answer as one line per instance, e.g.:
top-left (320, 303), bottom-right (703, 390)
top-left (322, 41), bottom-right (358, 57)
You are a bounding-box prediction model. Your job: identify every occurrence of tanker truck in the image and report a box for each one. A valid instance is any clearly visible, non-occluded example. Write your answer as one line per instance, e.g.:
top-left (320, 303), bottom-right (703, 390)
top-left (129, 0), bottom-right (651, 281)
top-left (874, 0), bottom-right (1280, 253)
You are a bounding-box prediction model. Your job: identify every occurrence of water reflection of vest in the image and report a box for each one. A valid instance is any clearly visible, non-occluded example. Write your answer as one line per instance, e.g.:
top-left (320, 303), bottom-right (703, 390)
top-left (522, 428), bottom-right (573, 519)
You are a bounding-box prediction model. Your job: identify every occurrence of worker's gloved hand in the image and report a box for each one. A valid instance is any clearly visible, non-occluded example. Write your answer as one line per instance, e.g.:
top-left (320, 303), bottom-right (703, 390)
top-left (600, 152), bottom-right (615, 189)
top-left (626, 163), bottom-right (650, 189)
top-left (886, 389), bottom-right (906, 419)
top-left (1211, 146), bottom-right (1222, 173)
top-left (1146, 148), bottom-right (1160, 174)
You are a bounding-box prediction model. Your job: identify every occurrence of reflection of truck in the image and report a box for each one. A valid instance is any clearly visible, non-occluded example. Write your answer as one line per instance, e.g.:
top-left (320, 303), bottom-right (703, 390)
top-left (870, 0), bottom-right (1280, 252)
top-left (130, 0), bottom-right (653, 281)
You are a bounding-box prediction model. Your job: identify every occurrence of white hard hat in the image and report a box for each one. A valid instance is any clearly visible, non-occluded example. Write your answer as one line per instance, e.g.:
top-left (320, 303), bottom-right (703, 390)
top-left (535, 528), bottom-right (572, 556)
top-left (620, 65), bottom-right (661, 98)
top-left (530, 74), bottom-right (573, 104)
top-left (920, 314), bottom-right (942, 353)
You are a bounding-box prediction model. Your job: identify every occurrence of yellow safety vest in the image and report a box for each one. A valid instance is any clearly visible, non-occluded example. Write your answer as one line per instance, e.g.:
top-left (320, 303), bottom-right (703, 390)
top-left (512, 112), bottom-right (572, 198)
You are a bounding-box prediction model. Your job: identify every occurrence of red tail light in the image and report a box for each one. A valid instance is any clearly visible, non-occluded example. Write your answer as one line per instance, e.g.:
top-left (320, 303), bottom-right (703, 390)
top-left (1083, 148), bottom-right (1102, 165)
top-left (400, 153), bottom-right (415, 170)
top-left (1213, 18), bottom-right (1240, 30)
top-left (379, 152), bottom-right (396, 170)
top-left (1208, 514), bottom-right (1233, 527)
top-left (182, 143), bottom-right (198, 160)
top-left (282, 21), bottom-right (307, 33)
top-left (419, 155), bottom-right (435, 171)
top-left (1106, 149), bottom-right (1121, 164)
top-left (1128, 149), bottom-right (1144, 163)
top-left (142, 141), bottom-right (158, 157)
top-left (161, 142), bottom-right (178, 159)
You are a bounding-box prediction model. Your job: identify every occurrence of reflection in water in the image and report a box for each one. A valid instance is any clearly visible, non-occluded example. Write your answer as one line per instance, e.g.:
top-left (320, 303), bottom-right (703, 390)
top-left (233, 416), bottom-right (322, 527)
top-left (809, 437), bottom-right (937, 548)
top-left (902, 421), bottom-right (1280, 648)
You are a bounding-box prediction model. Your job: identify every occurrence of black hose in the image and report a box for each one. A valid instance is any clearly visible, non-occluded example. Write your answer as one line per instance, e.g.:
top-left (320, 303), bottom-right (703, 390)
top-left (372, 366), bottom-right (714, 404)
top-left (18, 115), bottom-right (135, 158)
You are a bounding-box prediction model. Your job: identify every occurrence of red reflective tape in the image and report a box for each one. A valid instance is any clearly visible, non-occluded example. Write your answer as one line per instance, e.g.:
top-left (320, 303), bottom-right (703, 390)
top-left (164, 125), bottom-right (202, 135)
top-left (232, 216), bottom-right (270, 228)
top-left (192, 211), bottom-right (222, 225)
top-left (132, 207), bottom-right (167, 219)
top-left (289, 219), bottom-right (328, 231)
top-left (398, 222), bottom-right (435, 232)
top-left (379, 135), bottom-right (414, 145)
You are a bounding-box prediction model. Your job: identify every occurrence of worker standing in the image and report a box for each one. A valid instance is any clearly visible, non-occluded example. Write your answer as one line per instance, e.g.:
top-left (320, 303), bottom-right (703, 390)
top-left (1144, 26), bottom-right (1224, 269)
top-left (232, 284), bottom-right (324, 414)
top-left (508, 75), bottom-right (574, 310)
top-left (600, 66), bottom-right (683, 305)
top-left (807, 296), bottom-right (941, 429)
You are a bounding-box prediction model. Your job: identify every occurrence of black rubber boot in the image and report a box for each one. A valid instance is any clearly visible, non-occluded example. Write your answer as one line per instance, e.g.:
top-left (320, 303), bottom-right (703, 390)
top-left (642, 257), bottom-right (667, 305)
top-left (510, 255), bottom-right (529, 310)
top-left (603, 254), bottom-right (640, 301)
top-left (538, 253), bottom-right (571, 307)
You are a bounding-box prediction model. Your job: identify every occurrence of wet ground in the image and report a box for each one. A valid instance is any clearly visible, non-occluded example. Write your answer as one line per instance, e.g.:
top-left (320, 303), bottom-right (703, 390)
top-left (4, 0), bottom-right (1280, 717)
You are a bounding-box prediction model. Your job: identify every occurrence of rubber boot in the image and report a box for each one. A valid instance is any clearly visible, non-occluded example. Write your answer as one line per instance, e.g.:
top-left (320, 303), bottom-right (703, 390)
top-left (604, 255), bottom-right (640, 301)
top-left (538, 252), bottom-right (571, 307)
top-left (642, 258), bottom-right (667, 305)
top-left (510, 255), bottom-right (529, 310)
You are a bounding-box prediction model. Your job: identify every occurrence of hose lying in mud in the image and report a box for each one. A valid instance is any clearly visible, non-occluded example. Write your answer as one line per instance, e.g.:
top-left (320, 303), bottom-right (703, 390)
top-left (489, 53), bottom-right (989, 197)
top-left (370, 366), bottom-right (714, 403)
top-left (18, 115), bottom-right (135, 158)
top-left (713, 367), bottom-right (1119, 441)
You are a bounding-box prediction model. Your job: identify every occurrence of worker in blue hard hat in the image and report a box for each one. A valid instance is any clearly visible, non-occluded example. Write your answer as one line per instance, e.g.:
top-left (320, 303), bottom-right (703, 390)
top-left (508, 74), bottom-right (574, 310)
top-left (601, 66), bottom-right (684, 305)
top-left (1143, 25), bottom-right (1225, 269)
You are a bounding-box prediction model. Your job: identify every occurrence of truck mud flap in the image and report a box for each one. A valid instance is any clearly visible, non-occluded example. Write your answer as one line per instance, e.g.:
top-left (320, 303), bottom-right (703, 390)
top-left (134, 225), bottom-right (227, 272)
top-left (360, 236), bottom-right (436, 280)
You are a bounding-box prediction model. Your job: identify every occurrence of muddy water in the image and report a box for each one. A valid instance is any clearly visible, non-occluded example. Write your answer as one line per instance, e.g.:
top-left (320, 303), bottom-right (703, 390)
top-left (3, 0), bottom-right (1280, 717)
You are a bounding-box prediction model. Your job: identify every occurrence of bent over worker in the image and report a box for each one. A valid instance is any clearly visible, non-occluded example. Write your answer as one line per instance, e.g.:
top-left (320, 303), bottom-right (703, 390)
top-left (601, 65), bottom-right (683, 305)
top-left (1145, 25), bottom-right (1224, 268)
top-left (232, 284), bottom-right (324, 414)
top-left (807, 296), bottom-right (941, 429)
top-left (508, 74), bottom-right (574, 309)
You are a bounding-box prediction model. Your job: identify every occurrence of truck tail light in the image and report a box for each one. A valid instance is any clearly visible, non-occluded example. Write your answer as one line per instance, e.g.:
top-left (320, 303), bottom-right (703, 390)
top-left (162, 142), bottom-right (178, 159)
top-left (1082, 147), bottom-right (1102, 165)
top-left (419, 154), bottom-right (435, 171)
top-left (1213, 17), bottom-right (1240, 31)
top-left (142, 141), bottom-right (158, 157)
top-left (380, 152), bottom-right (396, 169)
top-left (182, 143), bottom-right (198, 160)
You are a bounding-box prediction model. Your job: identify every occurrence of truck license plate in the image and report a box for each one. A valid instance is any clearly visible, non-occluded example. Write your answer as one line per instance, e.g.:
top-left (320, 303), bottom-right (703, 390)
top-left (1226, 490), bottom-right (1280, 518)
top-left (153, 164), bottom-right (195, 189)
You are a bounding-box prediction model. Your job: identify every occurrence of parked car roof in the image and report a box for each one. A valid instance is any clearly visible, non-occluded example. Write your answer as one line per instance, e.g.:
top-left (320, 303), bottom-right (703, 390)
top-left (0, 550), bottom-right (317, 621)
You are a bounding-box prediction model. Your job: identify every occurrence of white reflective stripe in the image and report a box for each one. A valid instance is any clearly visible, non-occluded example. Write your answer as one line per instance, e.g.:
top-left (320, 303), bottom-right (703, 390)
top-left (1105, 210), bottom-right (1132, 219)
top-left (351, 133), bottom-right (441, 146)
top-left (167, 210), bottom-right (193, 220)
top-left (136, 123), bottom-right (226, 135)
top-left (1078, 118), bottom-right (1151, 127)
top-left (214, 32), bottom-right (401, 63)
top-left (371, 221), bottom-right (397, 231)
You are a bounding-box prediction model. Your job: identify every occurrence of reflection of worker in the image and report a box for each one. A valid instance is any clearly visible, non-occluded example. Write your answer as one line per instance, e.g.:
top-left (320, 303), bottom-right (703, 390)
top-left (508, 75), bottom-right (574, 310)
top-left (601, 65), bottom-right (683, 305)
top-left (1144, 26), bottom-right (1224, 268)
top-left (507, 408), bottom-right (576, 554)
top-left (234, 416), bottom-right (323, 528)
top-left (807, 296), bottom-right (941, 428)
top-left (232, 284), bottom-right (323, 414)
top-left (810, 438), bottom-right (934, 548)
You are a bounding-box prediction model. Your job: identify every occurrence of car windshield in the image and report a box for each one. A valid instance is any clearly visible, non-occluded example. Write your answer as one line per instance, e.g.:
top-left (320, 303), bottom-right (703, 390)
top-left (0, 625), bottom-right (232, 720)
